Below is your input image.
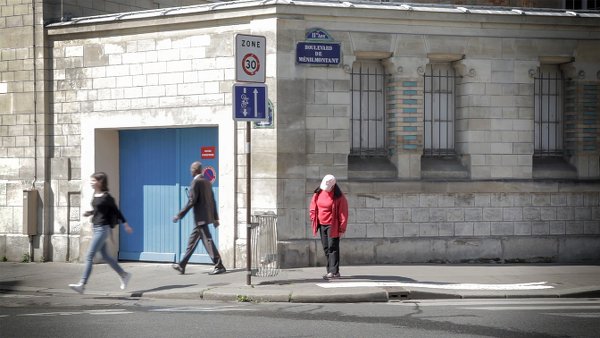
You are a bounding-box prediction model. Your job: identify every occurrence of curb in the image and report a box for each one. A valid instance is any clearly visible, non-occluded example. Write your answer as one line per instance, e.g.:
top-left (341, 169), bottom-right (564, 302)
top-left (290, 287), bottom-right (389, 303)
top-left (4, 285), bottom-right (600, 303)
top-left (202, 286), bottom-right (292, 302)
top-left (558, 287), bottom-right (600, 298)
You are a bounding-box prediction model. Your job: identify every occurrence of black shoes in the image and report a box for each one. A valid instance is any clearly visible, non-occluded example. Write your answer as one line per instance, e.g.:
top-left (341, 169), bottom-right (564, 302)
top-left (172, 264), bottom-right (225, 275)
top-left (172, 264), bottom-right (185, 275)
top-left (209, 266), bottom-right (226, 275)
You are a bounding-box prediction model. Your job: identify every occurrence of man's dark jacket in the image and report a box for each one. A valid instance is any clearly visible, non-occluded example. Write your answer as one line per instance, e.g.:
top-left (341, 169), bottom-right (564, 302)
top-left (177, 175), bottom-right (218, 225)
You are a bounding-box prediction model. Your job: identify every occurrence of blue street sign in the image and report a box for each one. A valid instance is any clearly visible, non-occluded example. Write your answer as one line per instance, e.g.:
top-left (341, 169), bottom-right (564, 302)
top-left (232, 83), bottom-right (268, 121)
top-left (296, 42), bottom-right (341, 65)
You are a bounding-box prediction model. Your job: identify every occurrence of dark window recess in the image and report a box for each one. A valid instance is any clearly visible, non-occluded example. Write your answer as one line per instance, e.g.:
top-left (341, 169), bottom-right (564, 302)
top-left (423, 65), bottom-right (458, 157)
top-left (350, 61), bottom-right (386, 157)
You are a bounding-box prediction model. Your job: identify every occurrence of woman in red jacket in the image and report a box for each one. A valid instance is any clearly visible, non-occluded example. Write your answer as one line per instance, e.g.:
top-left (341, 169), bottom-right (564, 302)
top-left (309, 174), bottom-right (349, 280)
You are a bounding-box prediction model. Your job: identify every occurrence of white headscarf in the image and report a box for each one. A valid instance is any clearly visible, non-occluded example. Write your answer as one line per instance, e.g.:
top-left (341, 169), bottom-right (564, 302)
top-left (319, 174), bottom-right (336, 192)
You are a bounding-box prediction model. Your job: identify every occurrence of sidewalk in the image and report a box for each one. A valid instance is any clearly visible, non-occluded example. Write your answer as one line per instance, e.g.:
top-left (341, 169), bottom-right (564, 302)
top-left (1, 262), bottom-right (599, 302)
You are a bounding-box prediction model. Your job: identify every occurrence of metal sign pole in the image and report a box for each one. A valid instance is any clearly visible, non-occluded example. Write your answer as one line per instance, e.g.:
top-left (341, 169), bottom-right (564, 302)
top-left (246, 121), bottom-right (252, 286)
top-left (234, 33), bottom-right (266, 286)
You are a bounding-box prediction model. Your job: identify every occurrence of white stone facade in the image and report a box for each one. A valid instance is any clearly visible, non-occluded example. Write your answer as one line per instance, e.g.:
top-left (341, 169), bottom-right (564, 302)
top-left (1, 1), bottom-right (599, 267)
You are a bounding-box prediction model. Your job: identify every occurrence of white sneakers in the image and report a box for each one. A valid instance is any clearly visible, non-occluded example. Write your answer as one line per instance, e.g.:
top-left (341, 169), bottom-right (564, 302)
top-left (68, 282), bottom-right (85, 294)
top-left (68, 272), bottom-right (131, 294)
top-left (119, 272), bottom-right (131, 290)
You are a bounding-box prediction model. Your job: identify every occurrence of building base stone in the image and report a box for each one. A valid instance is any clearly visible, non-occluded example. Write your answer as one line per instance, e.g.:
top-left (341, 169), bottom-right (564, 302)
top-left (278, 236), bottom-right (600, 268)
top-left (1, 235), bottom-right (36, 262)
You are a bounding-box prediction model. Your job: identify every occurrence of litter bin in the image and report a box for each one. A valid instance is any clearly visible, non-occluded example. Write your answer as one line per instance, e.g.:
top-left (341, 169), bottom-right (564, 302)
top-left (251, 211), bottom-right (279, 277)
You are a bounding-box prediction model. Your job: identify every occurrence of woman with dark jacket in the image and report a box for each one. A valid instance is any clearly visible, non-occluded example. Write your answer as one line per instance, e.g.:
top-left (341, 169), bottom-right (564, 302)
top-left (309, 174), bottom-right (349, 280)
top-left (69, 172), bottom-right (133, 294)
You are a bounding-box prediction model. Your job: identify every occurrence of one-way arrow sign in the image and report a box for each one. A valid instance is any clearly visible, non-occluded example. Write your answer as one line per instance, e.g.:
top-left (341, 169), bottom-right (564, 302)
top-left (233, 83), bottom-right (268, 122)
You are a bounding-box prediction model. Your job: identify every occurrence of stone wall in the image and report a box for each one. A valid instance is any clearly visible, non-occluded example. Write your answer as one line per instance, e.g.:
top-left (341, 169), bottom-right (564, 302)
top-left (296, 29), bottom-right (600, 181)
top-left (0, 0), bottom-right (50, 262)
top-left (278, 181), bottom-right (600, 267)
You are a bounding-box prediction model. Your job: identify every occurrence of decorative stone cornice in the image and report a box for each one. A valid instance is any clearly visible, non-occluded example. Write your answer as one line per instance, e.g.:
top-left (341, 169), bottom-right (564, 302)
top-left (427, 53), bottom-right (464, 63)
top-left (452, 62), bottom-right (475, 78)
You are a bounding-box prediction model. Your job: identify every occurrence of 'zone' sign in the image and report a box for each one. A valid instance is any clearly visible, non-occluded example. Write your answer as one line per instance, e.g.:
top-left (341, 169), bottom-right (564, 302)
top-left (235, 34), bottom-right (266, 83)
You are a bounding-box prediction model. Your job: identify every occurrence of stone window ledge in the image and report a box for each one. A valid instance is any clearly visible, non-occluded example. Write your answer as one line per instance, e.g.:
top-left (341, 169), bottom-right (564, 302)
top-left (421, 156), bottom-right (469, 180)
top-left (532, 156), bottom-right (577, 179)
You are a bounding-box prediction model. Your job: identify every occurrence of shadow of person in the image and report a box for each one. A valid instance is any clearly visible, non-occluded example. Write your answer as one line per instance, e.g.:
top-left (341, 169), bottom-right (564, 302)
top-left (130, 284), bottom-right (197, 297)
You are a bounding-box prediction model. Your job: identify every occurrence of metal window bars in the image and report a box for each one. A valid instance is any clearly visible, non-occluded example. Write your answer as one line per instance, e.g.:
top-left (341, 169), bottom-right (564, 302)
top-left (250, 211), bottom-right (279, 277)
top-left (350, 61), bottom-right (387, 157)
top-left (534, 69), bottom-right (564, 157)
top-left (423, 65), bottom-right (458, 157)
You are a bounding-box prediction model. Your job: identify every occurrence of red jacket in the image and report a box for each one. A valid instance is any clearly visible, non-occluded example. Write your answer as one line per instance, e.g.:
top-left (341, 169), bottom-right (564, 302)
top-left (309, 186), bottom-right (348, 238)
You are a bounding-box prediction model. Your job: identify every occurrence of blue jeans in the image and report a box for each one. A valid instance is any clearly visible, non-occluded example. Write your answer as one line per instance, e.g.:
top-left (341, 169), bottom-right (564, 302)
top-left (80, 225), bottom-right (125, 284)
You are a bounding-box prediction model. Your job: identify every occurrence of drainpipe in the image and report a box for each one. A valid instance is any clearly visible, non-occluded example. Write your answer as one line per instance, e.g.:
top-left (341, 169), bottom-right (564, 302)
top-left (31, 0), bottom-right (39, 262)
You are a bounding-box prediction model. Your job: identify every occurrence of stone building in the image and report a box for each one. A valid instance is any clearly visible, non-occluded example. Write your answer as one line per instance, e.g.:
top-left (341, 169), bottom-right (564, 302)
top-left (1, 0), bottom-right (599, 268)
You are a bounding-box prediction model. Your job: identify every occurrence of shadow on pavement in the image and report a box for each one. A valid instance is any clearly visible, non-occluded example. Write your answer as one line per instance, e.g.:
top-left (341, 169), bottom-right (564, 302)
top-left (257, 275), bottom-right (418, 285)
top-left (131, 284), bottom-right (197, 297)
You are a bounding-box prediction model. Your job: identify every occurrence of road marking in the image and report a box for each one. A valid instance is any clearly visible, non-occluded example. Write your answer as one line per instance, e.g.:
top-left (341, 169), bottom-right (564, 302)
top-left (19, 309), bottom-right (133, 317)
top-left (463, 306), bottom-right (600, 311)
top-left (544, 312), bottom-right (600, 318)
top-left (87, 309), bottom-right (134, 315)
top-left (316, 281), bottom-right (554, 290)
top-left (0, 315), bottom-right (9, 318)
top-left (394, 299), bottom-right (600, 306)
top-left (151, 305), bottom-right (255, 313)
top-left (20, 311), bottom-right (83, 317)
top-left (0, 294), bottom-right (47, 299)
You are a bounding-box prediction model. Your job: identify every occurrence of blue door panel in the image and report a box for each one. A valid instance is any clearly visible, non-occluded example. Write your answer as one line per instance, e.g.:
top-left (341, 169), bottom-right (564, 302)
top-left (142, 185), bottom-right (178, 261)
top-left (119, 129), bottom-right (177, 260)
top-left (177, 128), bottom-right (219, 263)
top-left (119, 127), bottom-right (218, 264)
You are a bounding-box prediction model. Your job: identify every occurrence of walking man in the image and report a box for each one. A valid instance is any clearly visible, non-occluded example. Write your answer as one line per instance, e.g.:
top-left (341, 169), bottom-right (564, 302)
top-left (172, 161), bottom-right (226, 275)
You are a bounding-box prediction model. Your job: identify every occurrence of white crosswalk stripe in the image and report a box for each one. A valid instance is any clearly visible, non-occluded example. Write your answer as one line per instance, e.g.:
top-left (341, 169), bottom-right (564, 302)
top-left (389, 299), bottom-right (600, 318)
top-left (394, 299), bottom-right (600, 307)
top-left (317, 281), bottom-right (553, 290)
top-left (18, 309), bottom-right (133, 317)
top-left (462, 305), bottom-right (600, 311)
top-left (544, 312), bottom-right (600, 318)
top-left (150, 305), bottom-right (255, 313)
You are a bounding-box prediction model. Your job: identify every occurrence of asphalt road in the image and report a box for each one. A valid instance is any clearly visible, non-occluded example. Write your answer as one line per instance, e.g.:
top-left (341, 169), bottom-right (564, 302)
top-left (1, 292), bottom-right (599, 337)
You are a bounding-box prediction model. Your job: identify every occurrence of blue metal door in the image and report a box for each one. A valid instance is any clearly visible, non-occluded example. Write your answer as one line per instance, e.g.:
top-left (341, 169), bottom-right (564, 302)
top-left (119, 127), bottom-right (219, 263)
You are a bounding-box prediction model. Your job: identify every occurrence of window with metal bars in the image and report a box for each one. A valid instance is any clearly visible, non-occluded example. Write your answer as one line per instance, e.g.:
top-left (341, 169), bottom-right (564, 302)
top-left (564, 0), bottom-right (600, 9)
top-left (534, 66), bottom-right (564, 157)
top-left (350, 61), bottom-right (386, 157)
top-left (424, 64), bottom-right (457, 157)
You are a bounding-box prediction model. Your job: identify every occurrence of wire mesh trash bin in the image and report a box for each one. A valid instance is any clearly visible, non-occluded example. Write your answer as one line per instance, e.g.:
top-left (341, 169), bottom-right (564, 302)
top-left (251, 211), bottom-right (279, 277)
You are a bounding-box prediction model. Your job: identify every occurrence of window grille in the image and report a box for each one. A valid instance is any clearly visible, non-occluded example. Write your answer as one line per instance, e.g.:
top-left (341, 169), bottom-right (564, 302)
top-left (424, 64), bottom-right (457, 157)
top-left (534, 67), bottom-right (564, 156)
top-left (564, 0), bottom-right (600, 10)
top-left (350, 61), bottom-right (386, 156)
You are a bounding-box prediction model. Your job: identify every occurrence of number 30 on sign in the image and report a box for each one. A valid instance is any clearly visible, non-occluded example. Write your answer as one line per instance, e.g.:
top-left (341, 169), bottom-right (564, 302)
top-left (235, 34), bottom-right (266, 83)
top-left (242, 53), bottom-right (259, 76)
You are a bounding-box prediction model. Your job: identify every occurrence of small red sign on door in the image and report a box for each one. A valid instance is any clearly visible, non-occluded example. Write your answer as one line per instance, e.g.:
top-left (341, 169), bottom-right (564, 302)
top-left (201, 146), bottom-right (216, 159)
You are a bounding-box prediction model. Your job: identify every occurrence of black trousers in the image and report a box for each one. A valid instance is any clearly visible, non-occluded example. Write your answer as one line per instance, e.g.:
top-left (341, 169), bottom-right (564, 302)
top-left (179, 223), bottom-right (223, 269)
top-left (319, 224), bottom-right (340, 274)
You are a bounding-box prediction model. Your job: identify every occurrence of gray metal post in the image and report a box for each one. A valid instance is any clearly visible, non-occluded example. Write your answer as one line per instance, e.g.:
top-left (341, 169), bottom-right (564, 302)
top-left (246, 121), bottom-right (252, 285)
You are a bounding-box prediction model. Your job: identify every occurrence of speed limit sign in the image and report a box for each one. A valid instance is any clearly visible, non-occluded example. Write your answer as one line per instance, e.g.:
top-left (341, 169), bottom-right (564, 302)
top-left (242, 53), bottom-right (260, 76)
top-left (235, 34), bottom-right (266, 83)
